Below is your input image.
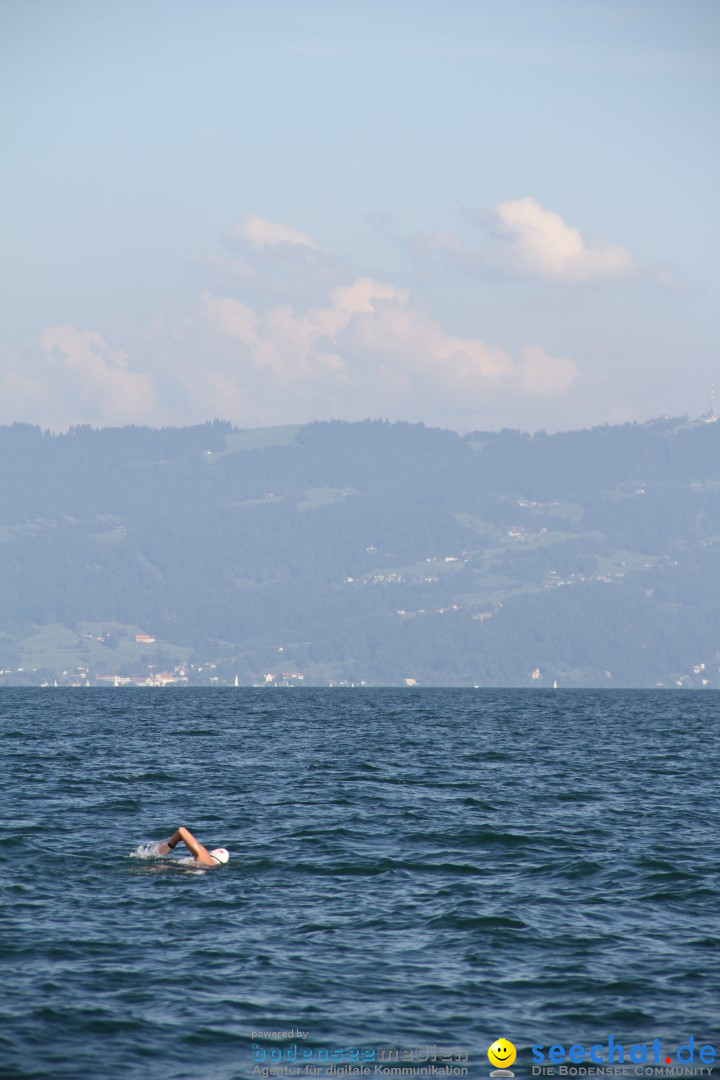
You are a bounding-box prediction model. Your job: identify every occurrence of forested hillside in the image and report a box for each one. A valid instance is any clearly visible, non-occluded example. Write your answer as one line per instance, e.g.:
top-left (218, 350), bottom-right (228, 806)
top-left (1, 416), bottom-right (719, 687)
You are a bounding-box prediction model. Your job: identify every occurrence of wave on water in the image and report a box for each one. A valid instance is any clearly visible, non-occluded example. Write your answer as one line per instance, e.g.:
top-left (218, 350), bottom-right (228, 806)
top-left (4, 687), bottom-right (720, 1080)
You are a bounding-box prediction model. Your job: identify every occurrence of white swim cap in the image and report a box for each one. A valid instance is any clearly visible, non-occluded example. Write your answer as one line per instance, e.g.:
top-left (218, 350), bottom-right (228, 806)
top-left (210, 848), bottom-right (229, 864)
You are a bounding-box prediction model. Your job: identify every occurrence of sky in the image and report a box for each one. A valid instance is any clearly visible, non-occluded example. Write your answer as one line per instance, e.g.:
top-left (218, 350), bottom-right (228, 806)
top-left (1, 0), bottom-right (718, 434)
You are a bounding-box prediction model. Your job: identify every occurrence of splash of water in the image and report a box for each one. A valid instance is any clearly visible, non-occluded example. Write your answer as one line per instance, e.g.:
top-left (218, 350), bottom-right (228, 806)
top-left (128, 842), bottom-right (203, 870)
top-left (129, 842), bottom-right (163, 859)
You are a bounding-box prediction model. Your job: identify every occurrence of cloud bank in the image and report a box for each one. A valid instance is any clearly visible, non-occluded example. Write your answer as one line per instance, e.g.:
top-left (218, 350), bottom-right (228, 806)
top-left (1, 326), bottom-right (156, 429)
top-left (0, 212), bottom-right (590, 432)
top-left (192, 267), bottom-right (578, 426)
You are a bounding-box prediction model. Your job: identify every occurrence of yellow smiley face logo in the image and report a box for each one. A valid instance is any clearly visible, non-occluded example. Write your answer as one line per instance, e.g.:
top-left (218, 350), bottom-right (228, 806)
top-left (488, 1039), bottom-right (517, 1069)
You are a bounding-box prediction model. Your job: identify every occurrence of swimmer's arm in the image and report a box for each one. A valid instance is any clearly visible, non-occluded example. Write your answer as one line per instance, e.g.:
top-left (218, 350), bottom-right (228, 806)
top-left (161, 826), bottom-right (215, 864)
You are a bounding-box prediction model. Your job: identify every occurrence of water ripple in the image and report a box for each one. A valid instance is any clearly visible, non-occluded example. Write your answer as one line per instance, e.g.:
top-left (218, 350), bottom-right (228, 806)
top-left (1, 687), bottom-right (719, 1079)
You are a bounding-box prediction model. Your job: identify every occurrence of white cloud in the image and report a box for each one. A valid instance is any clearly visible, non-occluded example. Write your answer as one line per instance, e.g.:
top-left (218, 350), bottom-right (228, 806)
top-left (338, 293), bottom-right (514, 385)
top-left (492, 196), bottom-right (637, 282)
top-left (197, 275), bottom-right (578, 425)
top-left (0, 326), bottom-right (156, 429)
top-left (386, 200), bottom-right (639, 285)
top-left (219, 215), bottom-right (341, 305)
top-left (200, 277), bottom-right (412, 383)
top-left (201, 296), bottom-right (260, 349)
top-left (39, 326), bottom-right (156, 420)
top-left (0, 216), bottom-right (586, 432)
top-left (232, 214), bottom-right (321, 251)
top-left (201, 293), bottom-right (346, 380)
top-left (518, 346), bottom-right (578, 397)
top-left (331, 277), bottom-right (409, 314)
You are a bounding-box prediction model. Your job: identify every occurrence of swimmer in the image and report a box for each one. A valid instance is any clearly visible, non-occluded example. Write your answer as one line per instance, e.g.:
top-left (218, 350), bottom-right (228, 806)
top-left (156, 826), bottom-right (229, 867)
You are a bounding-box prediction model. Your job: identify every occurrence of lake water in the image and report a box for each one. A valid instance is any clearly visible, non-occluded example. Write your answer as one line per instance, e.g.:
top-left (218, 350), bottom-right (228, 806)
top-left (1, 688), bottom-right (718, 1080)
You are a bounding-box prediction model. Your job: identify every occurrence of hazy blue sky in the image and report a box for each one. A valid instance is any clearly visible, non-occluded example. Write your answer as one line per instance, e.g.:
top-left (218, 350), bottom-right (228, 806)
top-left (2, 0), bottom-right (718, 433)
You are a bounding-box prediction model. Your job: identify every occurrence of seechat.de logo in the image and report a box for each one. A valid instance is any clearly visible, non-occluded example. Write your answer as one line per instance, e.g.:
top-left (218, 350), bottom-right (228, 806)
top-left (489, 1038), bottom-right (517, 1077)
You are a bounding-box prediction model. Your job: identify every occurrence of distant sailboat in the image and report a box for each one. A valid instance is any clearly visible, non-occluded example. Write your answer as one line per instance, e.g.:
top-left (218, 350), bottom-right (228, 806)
top-left (234, 674), bottom-right (239, 687)
top-left (553, 680), bottom-right (558, 689)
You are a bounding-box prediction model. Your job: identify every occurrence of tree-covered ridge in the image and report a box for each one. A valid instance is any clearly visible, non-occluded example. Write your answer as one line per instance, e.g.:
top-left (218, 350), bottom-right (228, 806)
top-left (1, 416), bottom-right (718, 687)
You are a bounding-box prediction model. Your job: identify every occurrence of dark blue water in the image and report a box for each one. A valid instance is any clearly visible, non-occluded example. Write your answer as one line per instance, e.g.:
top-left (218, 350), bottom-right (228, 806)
top-left (1, 689), bottom-right (718, 1080)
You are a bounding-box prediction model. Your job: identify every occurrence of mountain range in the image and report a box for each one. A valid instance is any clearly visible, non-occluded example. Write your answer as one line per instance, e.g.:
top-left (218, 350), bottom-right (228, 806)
top-left (1, 415), bottom-right (718, 687)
